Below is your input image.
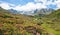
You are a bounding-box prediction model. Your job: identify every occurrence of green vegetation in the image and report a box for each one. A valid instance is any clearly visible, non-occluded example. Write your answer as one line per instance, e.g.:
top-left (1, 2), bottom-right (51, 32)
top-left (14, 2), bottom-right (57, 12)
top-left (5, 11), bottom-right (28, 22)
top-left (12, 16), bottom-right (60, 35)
top-left (41, 9), bottom-right (60, 35)
top-left (0, 7), bottom-right (60, 35)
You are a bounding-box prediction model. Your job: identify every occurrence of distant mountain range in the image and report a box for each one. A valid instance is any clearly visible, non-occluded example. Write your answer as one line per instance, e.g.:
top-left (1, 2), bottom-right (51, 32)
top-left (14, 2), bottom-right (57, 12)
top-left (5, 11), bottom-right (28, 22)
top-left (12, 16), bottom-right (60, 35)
top-left (9, 8), bottom-right (54, 15)
top-left (0, 7), bottom-right (54, 15)
top-left (35, 8), bottom-right (54, 15)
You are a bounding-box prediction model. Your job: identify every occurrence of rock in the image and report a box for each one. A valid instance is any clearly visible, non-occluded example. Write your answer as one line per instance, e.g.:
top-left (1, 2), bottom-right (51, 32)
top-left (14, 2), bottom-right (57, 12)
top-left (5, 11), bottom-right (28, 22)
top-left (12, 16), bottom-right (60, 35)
top-left (36, 32), bottom-right (40, 35)
top-left (25, 26), bottom-right (36, 34)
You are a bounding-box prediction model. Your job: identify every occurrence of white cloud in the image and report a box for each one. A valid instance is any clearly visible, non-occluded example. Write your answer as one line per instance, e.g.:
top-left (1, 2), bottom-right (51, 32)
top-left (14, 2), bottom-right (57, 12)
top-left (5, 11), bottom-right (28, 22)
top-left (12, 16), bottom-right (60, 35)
top-left (13, 0), bottom-right (60, 12)
top-left (54, 0), bottom-right (60, 9)
top-left (0, 2), bottom-right (15, 10)
top-left (35, 0), bottom-right (47, 3)
top-left (34, 0), bottom-right (60, 9)
top-left (13, 2), bottom-right (46, 11)
top-left (0, 0), bottom-right (60, 13)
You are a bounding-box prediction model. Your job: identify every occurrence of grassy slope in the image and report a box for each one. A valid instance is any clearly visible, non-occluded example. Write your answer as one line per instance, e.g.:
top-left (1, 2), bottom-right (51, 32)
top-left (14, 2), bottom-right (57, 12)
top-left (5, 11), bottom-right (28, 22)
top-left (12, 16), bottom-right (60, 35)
top-left (0, 7), bottom-right (60, 35)
top-left (0, 8), bottom-right (48, 35)
top-left (41, 9), bottom-right (60, 35)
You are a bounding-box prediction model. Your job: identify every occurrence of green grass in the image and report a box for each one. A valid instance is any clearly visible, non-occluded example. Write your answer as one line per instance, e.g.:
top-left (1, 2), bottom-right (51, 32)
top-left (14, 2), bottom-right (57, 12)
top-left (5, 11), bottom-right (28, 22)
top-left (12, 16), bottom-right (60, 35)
top-left (0, 7), bottom-right (60, 35)
top-left (41, 23), bottom-right (60, 35)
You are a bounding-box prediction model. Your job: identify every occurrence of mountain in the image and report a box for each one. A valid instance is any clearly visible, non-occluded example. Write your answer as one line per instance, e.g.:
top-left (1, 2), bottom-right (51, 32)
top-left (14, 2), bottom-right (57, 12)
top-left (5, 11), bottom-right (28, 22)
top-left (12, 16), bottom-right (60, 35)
top-left (8, 8), bottom-right (54, 16)
top-left (9, 9), bottom-right (18, 14)
top-left (41, 9), bottom-right (60, 35)
top-left (9, 9), bottom-right (34, 15)
top-left (36, 8), bottom-right (54, 15)
top-left (0, 7), bottom-right (60, 35)
top-left (48, 9), bottom-right (60, 18)
top-left (0, 7), bottom-right (50, 35)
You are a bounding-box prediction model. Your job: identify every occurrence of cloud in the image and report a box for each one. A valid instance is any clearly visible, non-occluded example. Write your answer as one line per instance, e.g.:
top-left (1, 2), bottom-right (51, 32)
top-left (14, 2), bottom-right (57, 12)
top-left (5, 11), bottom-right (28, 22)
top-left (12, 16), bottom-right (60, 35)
top-left (13, 0), bottom-right (60, 12)
top-left (35, 0), bottom-right (47, 3)
top-left (34, 0), bottom-right (60, 9)
top-left (13, 2), bottom-right (46, 12)
top-left (0, 1), bottom-right (47, 12)
top-left (0, 2), bottom-right (15, 10)
top-left (54, 0), bottom-right (60, 9)
top-left (0, 0), bottom-right (60, 12)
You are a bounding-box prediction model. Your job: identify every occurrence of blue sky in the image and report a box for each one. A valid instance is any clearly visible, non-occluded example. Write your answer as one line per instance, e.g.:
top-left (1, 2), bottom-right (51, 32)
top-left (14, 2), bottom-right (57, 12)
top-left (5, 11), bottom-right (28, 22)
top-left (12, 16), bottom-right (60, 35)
top-left (0, 0), bottom-right (60, 11)
top-left (0, 0), bottom-right (34, 5)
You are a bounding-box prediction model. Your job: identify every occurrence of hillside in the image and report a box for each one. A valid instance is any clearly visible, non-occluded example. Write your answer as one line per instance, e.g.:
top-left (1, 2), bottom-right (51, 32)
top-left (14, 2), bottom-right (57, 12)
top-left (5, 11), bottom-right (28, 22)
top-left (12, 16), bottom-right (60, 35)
top-left (0, 7), bottom-right (60, 35)
top-left (41, 9), bottom-right (60, 35)
top-left (0, 7), bottom-right (50, 35)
